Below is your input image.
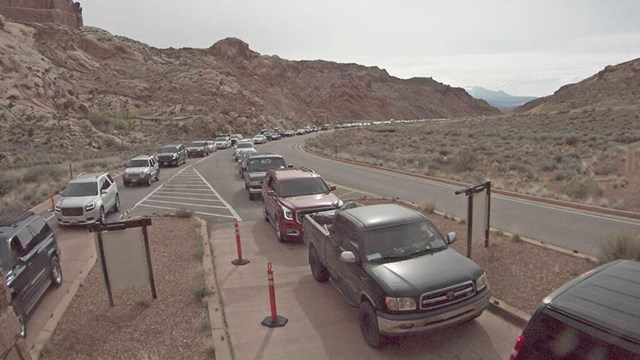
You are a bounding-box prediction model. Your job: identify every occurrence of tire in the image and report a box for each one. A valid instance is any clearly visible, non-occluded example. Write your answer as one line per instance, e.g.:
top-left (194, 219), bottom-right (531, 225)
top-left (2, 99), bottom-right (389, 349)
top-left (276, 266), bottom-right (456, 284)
top-left (123, 181), bottom-right (129, 187)
top-left (155, 170), bottom-right (159, 181)
top-left (50, 256), bottom-right (63, 287)
top-left (263, 203), bottom-right (269, 222)
top-left (359, 301), bottom-right (385, 348)
top-left (99, 207), bottom-right (106, 224)
top-left (113, 195), bottom-right (120, 212)
top-left (275, 218), bottom-right (284, 243)
top-left (309, 246), bottom-right (329, 282)
top-left (248, 193), bottom-right (255, 201)
top-left (146, 176), bottom-right (152, 187)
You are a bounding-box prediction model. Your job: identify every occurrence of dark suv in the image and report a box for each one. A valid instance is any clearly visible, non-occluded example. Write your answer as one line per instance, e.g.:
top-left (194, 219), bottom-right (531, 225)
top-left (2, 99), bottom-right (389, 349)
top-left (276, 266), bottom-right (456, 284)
top-left (157, 144), bottom-right (186, 167)
top-left (0, 211), bottom-right (62, 337)
top-left (510, 260), bottom-right (640, 359)
top-left (262, 168), bottom-right (342, 242)
top-left (244, 153), bottom-right (288, 200)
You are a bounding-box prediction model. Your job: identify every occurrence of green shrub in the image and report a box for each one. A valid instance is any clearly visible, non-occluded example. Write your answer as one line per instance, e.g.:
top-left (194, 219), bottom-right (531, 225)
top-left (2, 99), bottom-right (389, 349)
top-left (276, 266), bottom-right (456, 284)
top-left (598, 234), bottom-right (640, 264)
top-left (0, 173), bottom-right (19, 196)
top-left (564, 176), bottom-right (602, 199)
top-left (593, 161), bottom-right (617, 176)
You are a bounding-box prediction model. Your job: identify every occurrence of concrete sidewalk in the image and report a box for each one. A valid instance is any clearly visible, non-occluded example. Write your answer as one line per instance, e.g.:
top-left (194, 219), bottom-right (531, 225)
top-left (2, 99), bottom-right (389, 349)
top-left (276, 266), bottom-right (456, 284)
top-left (209, 220), bottom-right (521, 360)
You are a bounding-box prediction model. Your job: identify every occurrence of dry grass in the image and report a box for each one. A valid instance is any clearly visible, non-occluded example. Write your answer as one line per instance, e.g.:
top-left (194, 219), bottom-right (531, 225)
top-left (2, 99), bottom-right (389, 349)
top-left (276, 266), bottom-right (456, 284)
top-left (306, 109), bottom-right (640, 212)
top-left (598, 234), bottom-right (640, 264)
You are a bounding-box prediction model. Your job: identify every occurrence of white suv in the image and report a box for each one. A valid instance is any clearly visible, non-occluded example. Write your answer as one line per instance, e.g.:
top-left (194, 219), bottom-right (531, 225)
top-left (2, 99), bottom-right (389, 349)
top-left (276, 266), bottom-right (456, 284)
top-left (123, 154), bottom-right (159, 187)
top-left (55, 172), bottom-right (120, 226)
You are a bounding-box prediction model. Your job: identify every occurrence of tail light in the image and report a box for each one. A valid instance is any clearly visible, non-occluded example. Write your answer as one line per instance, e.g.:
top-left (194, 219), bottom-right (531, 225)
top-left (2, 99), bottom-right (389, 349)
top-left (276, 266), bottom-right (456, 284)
top-left (509, 335), bottom-right (524, 360)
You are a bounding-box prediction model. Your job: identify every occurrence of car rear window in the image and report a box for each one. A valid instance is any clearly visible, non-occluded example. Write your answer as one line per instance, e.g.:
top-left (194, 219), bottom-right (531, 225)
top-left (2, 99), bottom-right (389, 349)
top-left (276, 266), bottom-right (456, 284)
top-left (128, 159), bottom-right (149, 168)
top-left (237, 143), bottom-right (253, 149)
top-left (190, 141), bottom-right (206, 147)
top-left (521, 309), bottom-right (639, 359)
top-left (160, 146), bottom-right (178, 153)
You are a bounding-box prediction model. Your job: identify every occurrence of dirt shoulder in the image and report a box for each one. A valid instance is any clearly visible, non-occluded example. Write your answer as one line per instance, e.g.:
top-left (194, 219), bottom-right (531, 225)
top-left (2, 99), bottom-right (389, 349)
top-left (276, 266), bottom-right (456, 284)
top-left (358, 198), bottom-right (595, 315)
top-left (40, 216), bottom-right (213, 359)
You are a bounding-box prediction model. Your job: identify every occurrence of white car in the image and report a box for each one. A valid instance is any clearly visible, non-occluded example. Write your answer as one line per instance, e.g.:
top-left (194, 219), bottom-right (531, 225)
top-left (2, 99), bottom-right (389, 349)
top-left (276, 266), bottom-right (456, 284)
top-left (252, 134), bottom-right (268, 144)
top-left (214, 136), bottom-right (231, 149)
top-left (55, 172), bottom-right (120, 226)
top-left (234, 141), bottom-right (255, 160)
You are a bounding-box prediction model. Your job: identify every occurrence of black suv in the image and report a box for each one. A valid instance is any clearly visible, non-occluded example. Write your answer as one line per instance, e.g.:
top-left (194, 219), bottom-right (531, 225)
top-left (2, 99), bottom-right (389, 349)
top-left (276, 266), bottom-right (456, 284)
top-left (510, 260), bottom-right (640, 359)
top-left (0, 211), bottom-right (62, 337)
top-left (157, 144), bottom-right (186, 167)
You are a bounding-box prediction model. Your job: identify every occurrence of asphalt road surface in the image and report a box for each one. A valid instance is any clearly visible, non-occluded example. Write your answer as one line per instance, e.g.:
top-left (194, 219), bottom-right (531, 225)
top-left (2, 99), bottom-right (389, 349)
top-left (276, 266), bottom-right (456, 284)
top-left (260, 134), bottom-right (640, 257)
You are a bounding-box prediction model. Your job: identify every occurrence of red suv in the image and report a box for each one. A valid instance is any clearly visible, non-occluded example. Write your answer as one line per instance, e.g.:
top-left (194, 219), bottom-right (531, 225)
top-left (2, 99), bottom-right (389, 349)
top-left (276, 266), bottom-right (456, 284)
top-left (262, 168), bottom-right (342, 242)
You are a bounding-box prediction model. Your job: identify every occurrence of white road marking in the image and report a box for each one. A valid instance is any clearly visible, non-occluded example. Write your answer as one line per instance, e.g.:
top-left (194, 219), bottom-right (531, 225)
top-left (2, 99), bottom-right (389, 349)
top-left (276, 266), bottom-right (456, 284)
top-left (149, 195), bottom-right (223, 202)
top-left (154, 190), bottom-right (219, 197)
top-left (45, 214), bottom-right (54, 221)
top-left (138, 204), bottom-right (237, 219)
top-left (144, 199), bottom-right (229, 209)
top-left (193, 168), bottom-right (242, 221)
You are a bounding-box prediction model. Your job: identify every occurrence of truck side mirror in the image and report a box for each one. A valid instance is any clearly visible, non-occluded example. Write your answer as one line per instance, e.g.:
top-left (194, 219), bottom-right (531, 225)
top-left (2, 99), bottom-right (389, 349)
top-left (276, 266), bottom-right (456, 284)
top-left (329, 185), bottom-right (336, 191)
top-left (340, 251), bottom-right (356, 264)
top-left (447, 232), bottom-right (457, 244)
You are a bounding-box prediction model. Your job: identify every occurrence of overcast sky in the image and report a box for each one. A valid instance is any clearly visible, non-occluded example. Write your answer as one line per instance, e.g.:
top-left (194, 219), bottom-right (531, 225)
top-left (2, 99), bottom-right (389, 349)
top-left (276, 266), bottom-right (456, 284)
top-left (84, 0), bottom-right (640, 97)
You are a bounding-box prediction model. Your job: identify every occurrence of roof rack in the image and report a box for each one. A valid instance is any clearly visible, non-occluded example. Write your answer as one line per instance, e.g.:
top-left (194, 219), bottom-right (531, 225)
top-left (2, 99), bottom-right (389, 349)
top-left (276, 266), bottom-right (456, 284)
top-left (0, 210), bottom-right (34, 227)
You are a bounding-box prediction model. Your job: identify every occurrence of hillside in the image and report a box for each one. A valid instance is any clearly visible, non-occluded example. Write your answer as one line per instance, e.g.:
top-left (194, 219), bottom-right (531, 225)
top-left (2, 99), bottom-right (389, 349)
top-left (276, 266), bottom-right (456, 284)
top-left (466, 86), bottom-right (536, 111)
top-left (0, 16), bottom-right (500, 169)
top-left (515, 58), bottom-right (640, 114)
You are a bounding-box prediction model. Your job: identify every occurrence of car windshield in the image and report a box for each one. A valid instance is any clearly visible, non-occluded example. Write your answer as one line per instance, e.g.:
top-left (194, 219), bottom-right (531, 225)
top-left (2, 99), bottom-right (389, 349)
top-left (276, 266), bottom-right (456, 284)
top-left (249, 158), bottom-right (286, 172)
top-left (253, 135), bottom-right (264, 139)
top-left (128, 159), bottom-right (149, 168)
top-left (362, 220), bottom-right (447, 263)
top-left (279, 177), bottom-right (329, 197)
top-left (160, 146), bottom-right (177, 153)
top-left (190, 141), bottom-right (206, 147)
top-left (62, 182), bottom-right (98, 197)
top-left (237, 142), bottom-right (253, 149)
top-left (215, 137), bottom-right (226, 142)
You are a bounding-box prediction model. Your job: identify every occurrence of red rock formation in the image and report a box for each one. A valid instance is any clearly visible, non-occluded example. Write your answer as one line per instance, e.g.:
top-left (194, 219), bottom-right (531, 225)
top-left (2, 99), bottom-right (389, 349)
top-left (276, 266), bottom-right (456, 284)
top-left (0, 0), bottom-right (82, 27)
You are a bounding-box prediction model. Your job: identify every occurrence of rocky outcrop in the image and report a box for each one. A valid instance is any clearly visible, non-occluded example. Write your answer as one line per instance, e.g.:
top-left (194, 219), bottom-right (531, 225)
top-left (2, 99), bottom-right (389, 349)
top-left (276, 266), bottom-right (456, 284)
top-left (0, 0), bottom-right (82, 28)
top-left (515, 57), bottom-right (640, 114)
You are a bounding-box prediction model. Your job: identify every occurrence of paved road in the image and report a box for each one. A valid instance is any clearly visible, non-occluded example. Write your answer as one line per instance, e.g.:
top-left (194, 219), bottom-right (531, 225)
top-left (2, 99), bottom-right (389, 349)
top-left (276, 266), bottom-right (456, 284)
top-left (260, 134), bottom-right (640, 257)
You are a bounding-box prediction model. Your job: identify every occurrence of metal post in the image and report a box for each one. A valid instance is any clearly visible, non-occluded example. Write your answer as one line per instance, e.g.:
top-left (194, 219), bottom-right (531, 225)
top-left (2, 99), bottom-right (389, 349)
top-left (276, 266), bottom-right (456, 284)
top-left (96, 231), bottom-right (114, 307)
top-left (69, 163), bottom-right (73, 179)
top-left (485, 181), bottom-right (491, 248)
top-left (467, 193), bottom-right (473, 259)
top-left (142, 224), bottom-right (157, 299)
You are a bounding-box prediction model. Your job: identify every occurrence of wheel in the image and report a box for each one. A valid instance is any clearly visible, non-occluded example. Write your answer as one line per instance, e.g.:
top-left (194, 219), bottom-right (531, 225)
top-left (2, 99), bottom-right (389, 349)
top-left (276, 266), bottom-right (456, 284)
top-left (50, 256), bottom-right (63, 287)
top-left (155, 170), bottom-right (159, 181)
top-left (16, 313), bottom-right (27, 338)
top-left (263, 203), bottom-right (269, 222)
top-left (123, 181), bottom-right (129, 187)
top-left (275, 218), bottom-right (284, 243)
top-left (309, 246), bottom-right (329, 282)
top-left (249, 193), bottom-right (255, 201)
top-left (146, 176), bottom-right (152, 186)
top-left (244, 181), bottom-right (249, 190)
top-left (113, 195), bottom-right (120, 212)
top-left (359, 301), bottom-right (385, 348)
top-left (99, 207), bottom-right (106, 224)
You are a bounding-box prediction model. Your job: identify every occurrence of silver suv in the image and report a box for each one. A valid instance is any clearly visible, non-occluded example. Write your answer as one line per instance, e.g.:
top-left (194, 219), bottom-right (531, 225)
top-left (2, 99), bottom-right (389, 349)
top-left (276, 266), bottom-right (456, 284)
top-left (123, 154), bottom-right (159, 187)
top-left (55, 172), bottom-right (120, 226)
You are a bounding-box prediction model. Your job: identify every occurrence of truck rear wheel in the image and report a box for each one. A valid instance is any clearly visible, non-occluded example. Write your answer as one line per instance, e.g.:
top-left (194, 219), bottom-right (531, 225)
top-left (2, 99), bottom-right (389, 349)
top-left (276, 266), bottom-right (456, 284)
top-left (359, 301), bottom-right (385, 348)
top-left (309, 246), bottom-right (329, 282)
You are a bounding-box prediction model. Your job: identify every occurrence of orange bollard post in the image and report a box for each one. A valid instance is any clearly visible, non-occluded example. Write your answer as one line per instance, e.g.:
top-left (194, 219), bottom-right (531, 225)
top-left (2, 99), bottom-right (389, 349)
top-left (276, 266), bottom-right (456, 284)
top-left (261, 262), bottom-right (288, 328)
top-left (231, 219), bottom-right (249, 265)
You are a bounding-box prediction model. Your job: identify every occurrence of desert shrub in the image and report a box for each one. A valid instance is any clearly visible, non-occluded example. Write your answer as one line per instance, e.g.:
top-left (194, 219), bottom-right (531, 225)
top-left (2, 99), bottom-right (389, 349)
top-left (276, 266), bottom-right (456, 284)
top-left (175, 208), bottom-right (194, 218)
top-left (22, 165), bottom-right (64, 183)
top-left (129, 107), bottom-right (153, 117)
top-left (88, 109), bottom-right (110, 130)
top-left (112, 118), bottom-right (133, 130)
top-left (422, 201), bottom-right (435, 214)
top-left (0, 173), bottom-right (19, 195)
top-left (452, 148), bottom-right (476, 173)
top-left (509, 162), bottom-right (534, 179)
top-left (593, 161), bottom-right (617, 176)
top-left (598, 234), bottom-right (640, 264)
top-left (192, 286), bottom-right (212, 301)
top-left (551, 169), bottom-right (575, 181)
top-left (537, 159), bottom-right (557, 172)
top-left (564, 176), bottom-right (602, 199)
top-left (565, 135), bottom-right (579, 146)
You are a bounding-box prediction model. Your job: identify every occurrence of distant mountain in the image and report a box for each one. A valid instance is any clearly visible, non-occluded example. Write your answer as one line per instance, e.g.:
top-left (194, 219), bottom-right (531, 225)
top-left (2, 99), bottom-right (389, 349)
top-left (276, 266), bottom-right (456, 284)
top-left (466, 86), bottom-right (536, 111)
top-left (515, 58), bottom-right (640, 114)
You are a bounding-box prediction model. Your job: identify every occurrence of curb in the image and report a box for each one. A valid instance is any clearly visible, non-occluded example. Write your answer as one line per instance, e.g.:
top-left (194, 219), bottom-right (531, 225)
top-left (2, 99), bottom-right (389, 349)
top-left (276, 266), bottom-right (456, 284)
top-left (30, 253), bottom-right (97, 360)
top-left (487, 297), bottom-right (531, 329)
top-left (198, 217), bottom-right (233, 360)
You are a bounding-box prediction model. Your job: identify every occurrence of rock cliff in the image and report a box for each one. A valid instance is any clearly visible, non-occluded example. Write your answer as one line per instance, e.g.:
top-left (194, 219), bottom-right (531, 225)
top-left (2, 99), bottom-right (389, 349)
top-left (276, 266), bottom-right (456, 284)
top-left (0, 0), bottom-right (82, 27)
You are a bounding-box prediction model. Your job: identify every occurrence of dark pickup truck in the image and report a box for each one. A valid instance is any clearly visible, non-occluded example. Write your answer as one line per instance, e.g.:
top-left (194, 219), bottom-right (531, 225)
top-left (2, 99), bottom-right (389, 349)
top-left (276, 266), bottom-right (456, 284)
top-left (303, 203), bottom-right (491, 348)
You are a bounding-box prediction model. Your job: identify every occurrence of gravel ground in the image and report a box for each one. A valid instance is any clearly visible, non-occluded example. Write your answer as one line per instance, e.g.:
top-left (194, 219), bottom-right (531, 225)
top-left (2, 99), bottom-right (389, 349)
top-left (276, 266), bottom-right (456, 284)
top-left (358, 198), bottom-right (595, 315)
top-left (41, 216), bottom-right (212, 360)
